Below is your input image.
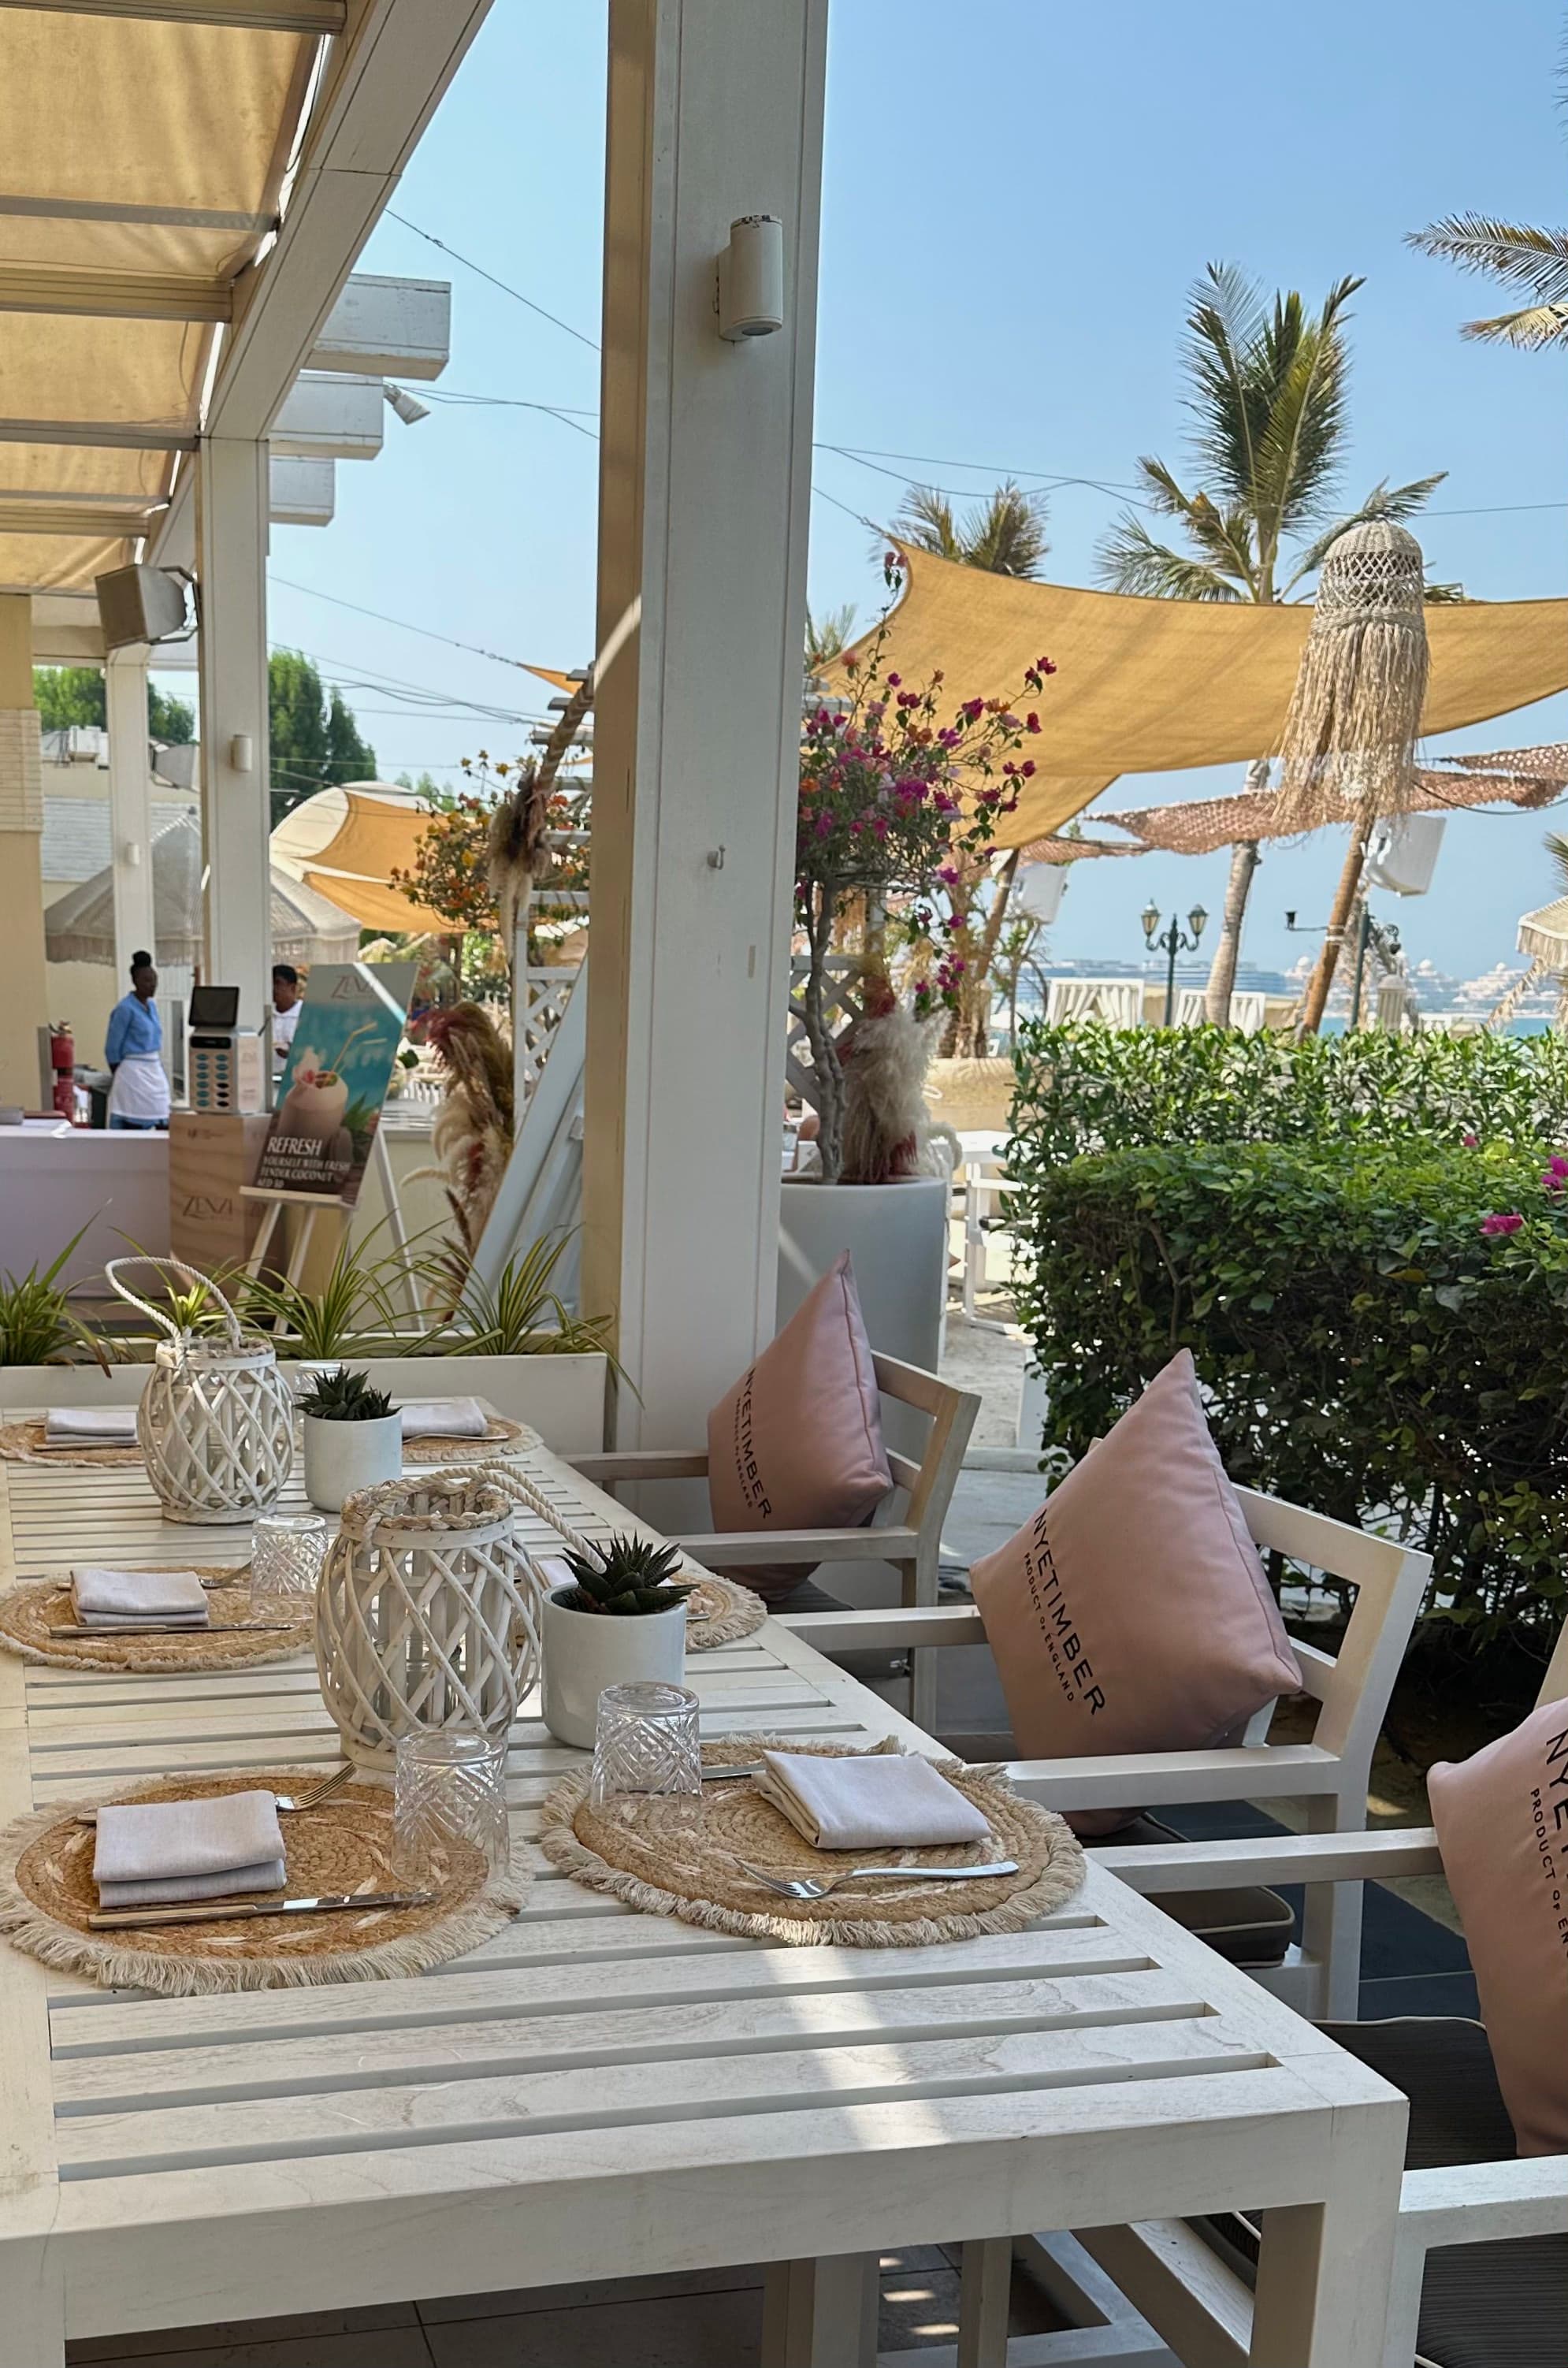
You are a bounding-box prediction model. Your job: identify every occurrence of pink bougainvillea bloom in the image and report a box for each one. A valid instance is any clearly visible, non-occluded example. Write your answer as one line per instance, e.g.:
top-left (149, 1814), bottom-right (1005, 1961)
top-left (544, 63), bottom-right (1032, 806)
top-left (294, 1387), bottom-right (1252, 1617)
top-left (1481, 1213), bottom-right (1523, 1236)
top-left (1461, 1131), bottom-right (1479, 1148)
top-left (1549, 1155), bottom-right (1568, 1178)
top-left (1026, 712), bottom-right (1042, 733)
top-left (886, 672), bottom-right (901, 687)
top-left (938, 865), bottom-right (960, 886)
top-left (961, 697), bottom-right (985, 721)
top-left (1021, 759), bottom-right (1037, 778)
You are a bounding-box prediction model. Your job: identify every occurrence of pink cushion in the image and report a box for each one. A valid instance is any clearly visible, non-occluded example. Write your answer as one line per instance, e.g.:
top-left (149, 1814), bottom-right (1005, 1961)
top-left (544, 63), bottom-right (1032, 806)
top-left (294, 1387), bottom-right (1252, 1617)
top-left (969, 1351), bottom-right (1302, 1834)
top-left (1429, 1698), bottom-right (1568, 2156)
top-left (706, 1251), bottom-right (891, 1604)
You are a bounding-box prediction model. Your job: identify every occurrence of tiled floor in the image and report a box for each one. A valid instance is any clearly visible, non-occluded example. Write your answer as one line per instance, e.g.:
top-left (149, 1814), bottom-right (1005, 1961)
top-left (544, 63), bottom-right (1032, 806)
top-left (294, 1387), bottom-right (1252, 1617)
top-left (65, 2248), bottom-right (1066, 2366)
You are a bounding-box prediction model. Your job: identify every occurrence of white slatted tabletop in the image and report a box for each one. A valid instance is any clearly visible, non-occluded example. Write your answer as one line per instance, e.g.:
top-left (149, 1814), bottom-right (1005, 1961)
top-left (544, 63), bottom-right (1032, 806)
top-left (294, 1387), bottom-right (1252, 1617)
top-left (0, 1441), bottom-right (1407, 2368)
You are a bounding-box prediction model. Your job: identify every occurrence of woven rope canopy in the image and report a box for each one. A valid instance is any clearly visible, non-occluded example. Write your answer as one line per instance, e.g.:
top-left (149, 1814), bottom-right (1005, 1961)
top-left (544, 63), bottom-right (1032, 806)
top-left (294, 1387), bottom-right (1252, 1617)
top-left (823, 545), bottom-right (1568, 846)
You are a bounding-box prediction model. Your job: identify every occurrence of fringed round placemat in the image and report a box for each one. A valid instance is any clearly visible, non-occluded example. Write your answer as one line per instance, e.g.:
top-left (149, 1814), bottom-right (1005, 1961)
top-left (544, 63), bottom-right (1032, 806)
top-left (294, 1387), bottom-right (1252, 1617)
top-left (685, 1573), bottom-right (767, 1647)
top-left (0, 1573), bottom-right (313, 1673)
top-left (0, 1419), bottom-right (143, 1469)
top-left (540, 1736), bottom-right (1084, 1948)
top-left (403, 1414), bottom-right (538, 1463)
top-left (483, 1463), bottom-right (765, 1650)
top-left (1, 1768), bottom-right (526, 1995)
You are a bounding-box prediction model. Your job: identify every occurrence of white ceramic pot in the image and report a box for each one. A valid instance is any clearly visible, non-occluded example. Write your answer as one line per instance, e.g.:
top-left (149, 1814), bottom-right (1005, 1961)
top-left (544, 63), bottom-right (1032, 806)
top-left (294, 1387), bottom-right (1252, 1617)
top-left (540, 1585), bottom-right (688, 1749)
top-left (301, 1410), bottom-right (403, 1512)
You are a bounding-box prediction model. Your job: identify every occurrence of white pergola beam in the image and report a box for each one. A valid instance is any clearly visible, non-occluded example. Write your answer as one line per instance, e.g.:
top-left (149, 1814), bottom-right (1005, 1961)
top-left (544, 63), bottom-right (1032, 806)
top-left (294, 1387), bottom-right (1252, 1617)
top-left (308, 273), bottom-right (451, 380)
top-left (0, 266), bottom-right (232, 322)
top-left (582, 0), bottom-right (828, 1437)
top-left (0, 501), bottom-right (162, 536)
top-left (267, 452), bottom-right (335, 525)
top-left (0, 195), bottom-right (272, 234)
top-left (106, 644), bottom-right (156, 983)
top-left (270, 371), bottom-right (385, 459)
top-left (197, 435), bottom-right (271, 1013)
top-left (0, 2), bottom-right (345, 29)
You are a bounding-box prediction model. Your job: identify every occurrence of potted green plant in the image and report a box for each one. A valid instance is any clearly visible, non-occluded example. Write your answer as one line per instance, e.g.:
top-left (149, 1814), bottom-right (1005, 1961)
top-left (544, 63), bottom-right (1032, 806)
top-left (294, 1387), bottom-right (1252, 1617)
top-left (539, 1533), bottom-right (693, 1747)
top-left (299, 1366), bottom-right (402, 1511)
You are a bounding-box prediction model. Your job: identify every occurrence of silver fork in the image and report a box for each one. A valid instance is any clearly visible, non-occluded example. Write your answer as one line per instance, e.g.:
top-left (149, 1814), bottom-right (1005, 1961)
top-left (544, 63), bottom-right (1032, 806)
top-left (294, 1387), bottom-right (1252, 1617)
top-left (733, 1856), bottom-right (1018, 1900)
top-left (75, 1764), bottom-right (355, 1829)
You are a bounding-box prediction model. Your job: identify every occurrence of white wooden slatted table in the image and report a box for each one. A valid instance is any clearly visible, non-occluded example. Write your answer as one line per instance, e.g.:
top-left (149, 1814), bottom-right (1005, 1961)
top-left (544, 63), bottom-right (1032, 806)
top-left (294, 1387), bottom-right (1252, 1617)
top-left (0, 1443), bottom-right (1408, 2368)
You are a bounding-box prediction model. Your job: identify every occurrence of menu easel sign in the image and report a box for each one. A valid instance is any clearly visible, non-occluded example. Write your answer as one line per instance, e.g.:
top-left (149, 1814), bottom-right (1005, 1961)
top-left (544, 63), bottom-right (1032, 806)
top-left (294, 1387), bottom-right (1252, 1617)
top-left (252, 962), bottom-right (416, 1206)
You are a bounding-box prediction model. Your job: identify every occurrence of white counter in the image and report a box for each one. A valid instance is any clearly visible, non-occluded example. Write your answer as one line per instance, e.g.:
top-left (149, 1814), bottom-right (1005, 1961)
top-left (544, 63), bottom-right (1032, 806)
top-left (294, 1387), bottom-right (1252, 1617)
top-left (0, 1124), bottom-right (169, 1288)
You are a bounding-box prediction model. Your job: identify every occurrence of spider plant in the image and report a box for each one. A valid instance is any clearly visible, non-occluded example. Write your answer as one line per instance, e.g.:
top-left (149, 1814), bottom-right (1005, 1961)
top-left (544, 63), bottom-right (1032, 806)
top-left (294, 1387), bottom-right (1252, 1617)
top-left (240, 1218), bottom-right (433, 1359)
top-left (0, 1224), bottom-right (110, 1368)
top-left (415, 1233), bottom-right (618, 1362)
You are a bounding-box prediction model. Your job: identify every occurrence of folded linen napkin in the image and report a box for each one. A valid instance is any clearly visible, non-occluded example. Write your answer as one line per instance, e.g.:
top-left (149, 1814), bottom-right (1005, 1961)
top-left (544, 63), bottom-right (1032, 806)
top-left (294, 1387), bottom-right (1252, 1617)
top-left (93, 1789), bottom-right (286, 1908)
top-left (42, 1406), bottom-right (139, 1448)
top-left (69, 1567), bottom-right (210, 1630)
top-left (399, 1396), bottom-right (489, 1439)
top-left (755, 1749), bottom-right (991, 1853)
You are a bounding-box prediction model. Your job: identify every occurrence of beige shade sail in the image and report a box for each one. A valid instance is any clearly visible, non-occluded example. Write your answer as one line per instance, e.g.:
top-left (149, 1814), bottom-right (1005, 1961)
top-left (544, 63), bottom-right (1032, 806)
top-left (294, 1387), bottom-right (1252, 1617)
top-left (271, 783), bottom-right (451, 935)
top-left (1518, 898), bottom-right (1568, 969)
top-left (824, 545), bottom-right (1568, 847)
top-left (0, 12), bottom-right (317, 591)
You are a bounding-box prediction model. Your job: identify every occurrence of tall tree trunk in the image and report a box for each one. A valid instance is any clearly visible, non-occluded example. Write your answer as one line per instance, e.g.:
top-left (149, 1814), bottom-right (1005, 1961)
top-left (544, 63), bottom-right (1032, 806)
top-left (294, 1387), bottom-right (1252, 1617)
top-left (1202, 758), bottom-right (1272, 1023)
top-left (1301, 792), bottom-right (1380, 1034)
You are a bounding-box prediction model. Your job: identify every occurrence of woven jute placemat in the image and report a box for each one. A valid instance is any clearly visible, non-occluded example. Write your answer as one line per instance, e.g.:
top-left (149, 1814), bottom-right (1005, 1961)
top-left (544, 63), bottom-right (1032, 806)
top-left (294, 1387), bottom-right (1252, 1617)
top-left (403, 1413), bottom-right (537, 1464)
top-left (541, 1735), bottom-right (1084, 1948)
top-left (0, 1572), bottom-right (314, 1673)
top-left (1, 1768), bottom-right (526, 1995)
top-left (685, 1573), bottom-right (767, 1648)
top-left (0, 1418), bottom-right (143, 1469)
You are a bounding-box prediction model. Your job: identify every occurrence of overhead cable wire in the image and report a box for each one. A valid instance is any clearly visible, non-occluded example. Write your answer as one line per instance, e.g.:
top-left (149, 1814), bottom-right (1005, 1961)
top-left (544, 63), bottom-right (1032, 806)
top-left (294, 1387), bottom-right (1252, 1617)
top-left (385, 211), bottom-right (601, 352)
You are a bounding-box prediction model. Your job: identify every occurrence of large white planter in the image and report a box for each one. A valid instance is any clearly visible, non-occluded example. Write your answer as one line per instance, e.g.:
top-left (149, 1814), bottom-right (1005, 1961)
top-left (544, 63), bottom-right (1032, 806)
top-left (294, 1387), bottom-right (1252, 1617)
top-left (778, 1176), bottom-right (948, 1461)
top-left (539, 1585), bottom-right (688, 1749)
top-left (302, 1411), bottom-right (403, 1511)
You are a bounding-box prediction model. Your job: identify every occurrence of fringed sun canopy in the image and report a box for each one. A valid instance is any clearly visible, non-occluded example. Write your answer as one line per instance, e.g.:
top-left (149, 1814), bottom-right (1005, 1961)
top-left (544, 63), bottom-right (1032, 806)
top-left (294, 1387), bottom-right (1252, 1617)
top-left (824, 546), bottom-right (1568, 847)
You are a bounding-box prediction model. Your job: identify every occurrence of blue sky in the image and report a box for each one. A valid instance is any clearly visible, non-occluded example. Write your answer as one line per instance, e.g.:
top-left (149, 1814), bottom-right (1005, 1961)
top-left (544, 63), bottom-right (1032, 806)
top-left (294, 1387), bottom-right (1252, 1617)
top-left (211, 0), bottom-right (1567, 986)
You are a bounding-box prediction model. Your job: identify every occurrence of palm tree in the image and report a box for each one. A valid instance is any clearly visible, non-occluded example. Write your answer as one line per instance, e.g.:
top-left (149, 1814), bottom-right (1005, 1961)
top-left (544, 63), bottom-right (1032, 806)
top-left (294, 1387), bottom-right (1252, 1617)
top-left (1406, 217), bottom-right (1568, 349)
top-left (895, 480), bottom-right (1050, 579)
top-left (1097, 264), bottom-right (1444, 1022)
top-left (804, 602), bottom-right (857, 674)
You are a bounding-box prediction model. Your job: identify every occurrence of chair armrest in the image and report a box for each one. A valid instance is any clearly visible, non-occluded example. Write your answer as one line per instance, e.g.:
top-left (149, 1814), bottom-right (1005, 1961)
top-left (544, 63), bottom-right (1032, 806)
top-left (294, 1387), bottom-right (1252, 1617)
top-left (782, 1606), bottom-right (988, 1650)
top-left (1005, 1742), bottom-right (1344, 1813)
top-left (1399, 2155), bottom-right (1568, 2250)
top-left (569, 1450), bottom-right (712, 1482)
top-left (1091, 1824), bottom-right (1444, 1892)
top-left (674, 1526), bottom-right (920, 1568)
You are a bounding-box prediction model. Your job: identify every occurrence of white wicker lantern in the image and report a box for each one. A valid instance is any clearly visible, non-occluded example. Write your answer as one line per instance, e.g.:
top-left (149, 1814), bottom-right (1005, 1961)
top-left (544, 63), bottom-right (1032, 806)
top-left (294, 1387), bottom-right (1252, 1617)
top-left (106, 1258), bottom-right (294, 1526)
top-left (314, 1468), bottom-right (545, 1769)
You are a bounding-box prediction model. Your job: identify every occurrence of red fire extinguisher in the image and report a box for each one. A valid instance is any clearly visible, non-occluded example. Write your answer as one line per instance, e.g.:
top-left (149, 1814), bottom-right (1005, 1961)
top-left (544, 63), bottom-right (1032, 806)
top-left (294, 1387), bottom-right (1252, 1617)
top-left (48, 1024), bottom-right (76, 1123)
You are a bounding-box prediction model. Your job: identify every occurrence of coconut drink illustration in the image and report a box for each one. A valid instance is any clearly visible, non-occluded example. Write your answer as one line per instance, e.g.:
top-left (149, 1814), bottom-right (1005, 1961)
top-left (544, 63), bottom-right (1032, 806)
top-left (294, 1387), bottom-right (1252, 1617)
top-left (277, 1047), bottom-right (351, 1144)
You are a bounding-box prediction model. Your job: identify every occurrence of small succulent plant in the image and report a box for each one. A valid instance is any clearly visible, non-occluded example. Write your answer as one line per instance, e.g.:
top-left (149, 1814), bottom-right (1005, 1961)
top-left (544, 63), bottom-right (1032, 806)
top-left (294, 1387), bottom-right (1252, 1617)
top-left (558, 1533), bottom-right (693, 1617)
top-left (299, 1366), bottom-right (398, 1423)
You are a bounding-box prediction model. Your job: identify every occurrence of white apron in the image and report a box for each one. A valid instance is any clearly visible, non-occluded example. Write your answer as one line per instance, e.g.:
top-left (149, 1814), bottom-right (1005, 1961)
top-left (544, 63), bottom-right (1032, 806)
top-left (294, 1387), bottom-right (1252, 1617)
top-left (107, 1051), bottom-right (170, 1125)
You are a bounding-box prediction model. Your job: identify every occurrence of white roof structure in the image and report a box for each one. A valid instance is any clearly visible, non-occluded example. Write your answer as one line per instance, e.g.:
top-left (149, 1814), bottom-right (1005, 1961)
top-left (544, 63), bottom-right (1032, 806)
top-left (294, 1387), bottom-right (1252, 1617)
top-left (45, 809), bottom-right (359, 967)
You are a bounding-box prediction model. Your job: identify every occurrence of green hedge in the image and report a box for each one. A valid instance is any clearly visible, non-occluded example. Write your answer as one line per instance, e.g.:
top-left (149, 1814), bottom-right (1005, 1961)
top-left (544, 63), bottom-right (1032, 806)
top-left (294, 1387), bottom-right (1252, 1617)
top-left (1007, 1139), bottom-right (1568, 1653)
top-left (1009, 1020), bottom-right (1568, 1168)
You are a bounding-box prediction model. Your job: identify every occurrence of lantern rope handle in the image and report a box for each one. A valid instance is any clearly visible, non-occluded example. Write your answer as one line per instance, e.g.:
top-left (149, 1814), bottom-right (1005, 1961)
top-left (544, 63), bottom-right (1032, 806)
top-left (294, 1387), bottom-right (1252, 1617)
top-left (104, 1255), bottom-right (246, 1351)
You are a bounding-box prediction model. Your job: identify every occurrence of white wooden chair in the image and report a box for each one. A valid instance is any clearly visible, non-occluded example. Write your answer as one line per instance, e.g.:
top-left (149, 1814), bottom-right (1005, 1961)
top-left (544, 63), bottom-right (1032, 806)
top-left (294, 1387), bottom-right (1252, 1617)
top-left (1031, 1619), bottom-right (1568, 2368)
top-left (568, 1354), bottom-right (979, 1730)
top-left (782, 1485), bottom-right (1432, 2022)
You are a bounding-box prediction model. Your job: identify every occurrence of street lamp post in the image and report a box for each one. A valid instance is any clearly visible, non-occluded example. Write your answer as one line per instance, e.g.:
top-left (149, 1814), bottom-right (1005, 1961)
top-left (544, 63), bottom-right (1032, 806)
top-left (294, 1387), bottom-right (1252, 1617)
top-left (1285, 907), bottom-right (1402, 1029)
top-left (1142, 901), bottom-right (1208, 1026)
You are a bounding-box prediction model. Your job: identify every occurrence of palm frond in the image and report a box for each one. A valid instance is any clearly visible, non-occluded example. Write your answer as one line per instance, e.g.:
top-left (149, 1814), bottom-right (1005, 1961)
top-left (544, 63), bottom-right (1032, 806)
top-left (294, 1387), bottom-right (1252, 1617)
top-left (1422, 580), bottom-right (1469, 603)
top-left (1282, 472), bottom-right (1447, 592)
top-left (1458, 300), bottom-right (1568, 348)
top-left (1407, 216), bottom-right (1568, 307)
top-left (1248, 293), bottom-right (1357, 557)
top-left (804, 602), bottom-right (857, 671)
top-left (1094, 513), bottom-right (1245, 600)
top-left (894, 484), bottom-right (961, 560)
top-left (1180, 262), bottom-right (1269, 507)
top-left (962, 481), bottom-right (1050, 578)
top-left (1547, 831), bottom-right (1568, 898)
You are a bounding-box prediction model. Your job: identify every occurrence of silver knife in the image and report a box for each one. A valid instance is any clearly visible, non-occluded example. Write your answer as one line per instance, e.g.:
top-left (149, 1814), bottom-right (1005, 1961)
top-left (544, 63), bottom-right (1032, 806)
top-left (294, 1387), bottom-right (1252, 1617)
top-left (49, 1622), bottom-right (296, 1638)
top-left (88, 1890), bottom-right (436, 1930)
top-left (701, 1763), bottom-right (763, 1781)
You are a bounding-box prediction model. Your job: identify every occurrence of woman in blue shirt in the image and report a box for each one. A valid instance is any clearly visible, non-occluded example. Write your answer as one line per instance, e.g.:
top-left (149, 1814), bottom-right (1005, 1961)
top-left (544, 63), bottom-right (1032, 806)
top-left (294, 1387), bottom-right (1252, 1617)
top-left (105, 951), bottom-right (170, 1129)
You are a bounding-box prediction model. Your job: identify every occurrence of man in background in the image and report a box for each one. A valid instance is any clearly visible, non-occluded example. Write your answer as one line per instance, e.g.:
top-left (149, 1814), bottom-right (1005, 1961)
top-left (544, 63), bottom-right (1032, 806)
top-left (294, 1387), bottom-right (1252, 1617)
top-left (272, 964), bottom-right (304, 1067)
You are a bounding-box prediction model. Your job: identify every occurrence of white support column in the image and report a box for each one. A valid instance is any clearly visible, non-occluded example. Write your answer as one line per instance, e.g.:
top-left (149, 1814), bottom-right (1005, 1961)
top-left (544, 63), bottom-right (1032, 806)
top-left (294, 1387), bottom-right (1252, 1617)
top-left (197, 434), bottom-right (271, 1017)
top-left (0, 596), bottom-right (48, 1110)
top-left (106, 643), bottom-right (154, 982)
top-left (583, 0), bottom-right (827, 1441)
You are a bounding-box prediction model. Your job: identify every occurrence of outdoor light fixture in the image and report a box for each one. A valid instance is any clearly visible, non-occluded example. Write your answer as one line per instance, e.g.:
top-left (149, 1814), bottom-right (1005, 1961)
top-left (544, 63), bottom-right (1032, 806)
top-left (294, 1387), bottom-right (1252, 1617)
top-left (1188, 904), bottom-right (1208, 940)
top-left (384, 382), bottom-right (431, 426)
top-left (1143, 903), bottom-right (1206, 1024)
top-left (718, 214), bottom-right (785, 340)
top-left (1141, 900), bottom-right (1161, 947)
